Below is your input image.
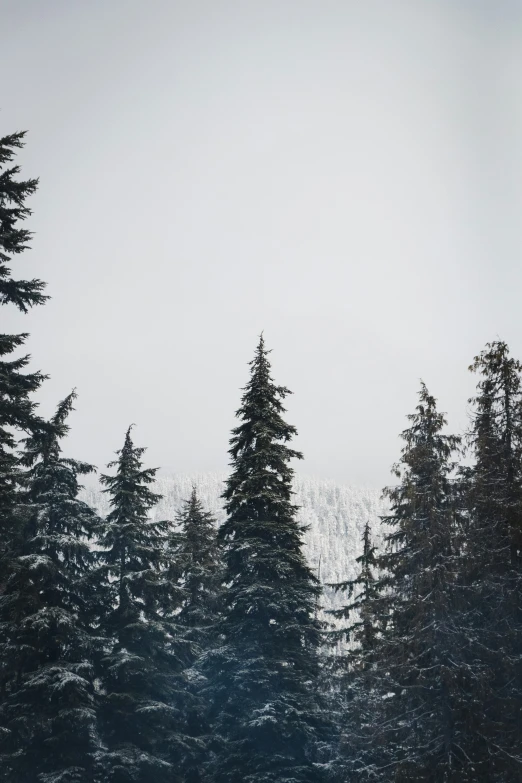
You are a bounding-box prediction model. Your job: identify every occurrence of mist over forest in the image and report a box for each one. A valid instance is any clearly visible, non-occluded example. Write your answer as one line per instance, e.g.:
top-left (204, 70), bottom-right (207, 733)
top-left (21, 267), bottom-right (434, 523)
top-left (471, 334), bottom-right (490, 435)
top-left (2, 2), bottom-right (522, 779)
top-left (2, 126), bottom-right (522, 781)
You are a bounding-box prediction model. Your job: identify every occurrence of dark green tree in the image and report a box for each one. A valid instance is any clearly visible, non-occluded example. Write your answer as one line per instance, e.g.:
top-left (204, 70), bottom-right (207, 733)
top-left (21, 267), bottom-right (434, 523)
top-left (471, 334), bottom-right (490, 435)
top-left (326, 523), bottom-right (386, 782)
top-left (172, 488), bottom-right (223, 783)
top-left (0, 392), bottom-right (105, 783)
top-left (328, 521), bottom-right (381, 659)
top-left (97, 426), bottom-right (192, 783)
top-left (374, 383), bottom-right (467, 782)
top-left (467, 341), bottom-right (522, 571)
top-left (0, 130), bottom-right (47, 553)
top-left (460, 341), bottom-right (522, 780)
top-left (205, 335), bottom-right (325, 783)
top-left (174, 487), bottom-right (222, 643)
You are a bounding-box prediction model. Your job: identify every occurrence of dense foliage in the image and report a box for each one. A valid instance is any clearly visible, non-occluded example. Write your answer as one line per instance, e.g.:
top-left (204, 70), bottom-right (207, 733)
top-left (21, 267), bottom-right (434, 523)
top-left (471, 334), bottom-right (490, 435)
top-left (205, 335), bottom-right (325, 783)
top-left (97, 426), bottom-right (194, 783)
top-left (1, 126), bottom-right (522, 782)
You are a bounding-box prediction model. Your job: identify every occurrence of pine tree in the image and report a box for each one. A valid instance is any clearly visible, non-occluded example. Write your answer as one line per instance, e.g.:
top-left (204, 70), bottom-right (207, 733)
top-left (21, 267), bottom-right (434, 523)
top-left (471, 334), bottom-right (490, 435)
top-left (98, 426), bottom-right (192, 783)
top-left (0, 129), bottom-right (71, 780)
top-left (461, 341), bottom-right (522, 779)
top-left (0, 130), bottom-right (47, 553)
top-left (174, 487), bottom-right (222, 644)
top-left (328, 521), bottom-right (381, 660)
top-left (205, 335), bottom-right (325, 783)
top-left (467, 341), bottom-right (522, 572)
top-left (326, 523), bottom-right (386, 782)
top-left (172, 488), bottom-right (223, 783)
top-left (374, 383), bottom-right (467, 782)
top-left (0, 392), bottom-right (105, 782)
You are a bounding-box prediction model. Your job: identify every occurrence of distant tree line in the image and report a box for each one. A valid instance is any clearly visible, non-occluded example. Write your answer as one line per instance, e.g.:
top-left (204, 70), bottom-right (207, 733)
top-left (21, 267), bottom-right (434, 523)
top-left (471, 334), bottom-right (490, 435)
top-left (0, 128), bottom-right (521, 782)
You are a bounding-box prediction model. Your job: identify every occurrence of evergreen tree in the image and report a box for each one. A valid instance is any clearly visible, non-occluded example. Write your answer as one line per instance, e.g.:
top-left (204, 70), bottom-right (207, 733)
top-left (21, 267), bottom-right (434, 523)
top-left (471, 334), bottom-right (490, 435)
top-left (174, 487), bottom-right (222, 644)
top-left (0, 392), bottom-right (105, 783)
top-left (172, 488), bottom-right (223, 783)
top-left (326, 523), bottom-right (386, 782)
top-left (374, 383), bottom-right (467, 782)
top-left (467, 341), bottom-right (522, 569)
top-left (461, 341), bottom-right (522, 779)
top-left (98, 426), bottom-right (192, 783)
top-left (0, 130), bottom-right (47, 553)
top-left (205, 335), bottom-right (325, 783)
top-left (328, 521), bottom-right (381, 660)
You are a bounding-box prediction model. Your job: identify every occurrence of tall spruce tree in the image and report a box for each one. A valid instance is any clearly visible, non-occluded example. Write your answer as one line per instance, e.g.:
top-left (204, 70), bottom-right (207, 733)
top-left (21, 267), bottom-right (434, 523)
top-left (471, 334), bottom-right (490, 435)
top-left (461, 341), bottom-right (522, 779)
top-left (172, 488), bottom-right (223, 783)
top-left (374, 383), bottom-right (467, 782)
top-left (0, 128), bottom-right (62, 779)
top-left (98, 427), bottom-right (192, 783)
top-left (467, 341), bottom-right (522, 571)
top-left (205, 335), bottom-right (325, 783)
top-left (0, 392), bottom-right (105, 783)
top-left (0, 130), bottom-right (47, 553)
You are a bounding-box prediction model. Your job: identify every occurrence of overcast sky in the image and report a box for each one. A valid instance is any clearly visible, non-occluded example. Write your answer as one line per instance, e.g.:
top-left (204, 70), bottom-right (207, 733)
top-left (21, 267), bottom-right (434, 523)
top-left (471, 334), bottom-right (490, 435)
top-left (2, 0), bottom-right (522, 488)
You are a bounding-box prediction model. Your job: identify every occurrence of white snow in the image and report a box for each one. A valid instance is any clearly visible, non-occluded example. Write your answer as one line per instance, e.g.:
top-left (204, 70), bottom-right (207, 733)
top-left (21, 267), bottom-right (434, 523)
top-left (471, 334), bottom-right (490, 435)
top-left (80, 472), bottom-right (389, 613)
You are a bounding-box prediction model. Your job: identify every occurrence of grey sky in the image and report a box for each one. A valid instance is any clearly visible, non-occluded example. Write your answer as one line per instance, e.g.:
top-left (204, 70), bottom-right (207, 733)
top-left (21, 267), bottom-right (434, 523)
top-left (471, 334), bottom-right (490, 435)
top-left (3, 0), bottom-right (522, 487)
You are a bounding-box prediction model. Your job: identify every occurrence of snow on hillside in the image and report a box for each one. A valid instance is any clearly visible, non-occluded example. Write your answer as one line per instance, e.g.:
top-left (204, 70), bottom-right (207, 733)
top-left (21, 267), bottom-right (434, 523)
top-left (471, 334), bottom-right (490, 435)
top-left (80, 472), bottom-right (388, 612)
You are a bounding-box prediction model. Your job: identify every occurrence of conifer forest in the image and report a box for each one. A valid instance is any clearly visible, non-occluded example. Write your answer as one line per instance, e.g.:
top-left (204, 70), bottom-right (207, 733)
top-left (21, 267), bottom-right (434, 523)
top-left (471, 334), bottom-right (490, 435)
top-left (2, 128), bottom-right (522, 783)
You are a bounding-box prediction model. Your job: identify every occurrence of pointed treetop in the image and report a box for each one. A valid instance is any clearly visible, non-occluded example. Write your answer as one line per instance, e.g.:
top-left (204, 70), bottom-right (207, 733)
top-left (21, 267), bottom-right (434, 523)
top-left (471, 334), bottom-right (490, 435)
top-left (248, 332), bottom-right (275, 374)
top-left (404, 381), bottom-right (449, 432)
top-left (120, 424), bottom-right (139, 456)
top-left (20, 389), bottom-right (79, 468)
top-left (104, 425), bottom-right (157, 478)
top-left (469, 340), bottom-right (518, 375)
top-left (418, 378), bottom-right (432, 400)
top-left (52, 389), bottom-right (77, 430)
top-left (386, 381), bottom-right (460, 484)
top-left (250, 331), bottom-right (270, 364)
top-left (226, 336), bottom-right (302, 479)
top-left (468, 341), bottom-right (522, 409)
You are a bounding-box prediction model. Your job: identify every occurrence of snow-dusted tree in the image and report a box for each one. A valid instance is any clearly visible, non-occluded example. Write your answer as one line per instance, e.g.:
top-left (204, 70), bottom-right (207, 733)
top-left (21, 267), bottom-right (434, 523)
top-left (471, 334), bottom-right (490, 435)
top-left (375, 383), bottom-right (468, 782)
top-left (174, 487), bottom-right (222, 642)
top-left (0, 130), bottom-right (47, 554)
top-left (460, 341), bottom-right (522, 779)
top-left (205, 335), bottom-right (325, 783)
top-left (0, 391), bottom-right (105, 783)
top-left (328, 521), bottom-right (381, 659)
top-left (325, 522), bottom-right (386, 782)
top-left (97, 426), bottom-right (193, 783)
top-left (171, 487), bottom-right (223, 783)
top-left (467, 341), bottom-right (522, 571)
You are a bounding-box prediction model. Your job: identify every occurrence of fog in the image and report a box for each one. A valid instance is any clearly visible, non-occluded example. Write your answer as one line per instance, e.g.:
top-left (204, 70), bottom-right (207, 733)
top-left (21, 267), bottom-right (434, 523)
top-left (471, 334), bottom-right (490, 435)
top-left (3, 0), bottom-right (522, 486)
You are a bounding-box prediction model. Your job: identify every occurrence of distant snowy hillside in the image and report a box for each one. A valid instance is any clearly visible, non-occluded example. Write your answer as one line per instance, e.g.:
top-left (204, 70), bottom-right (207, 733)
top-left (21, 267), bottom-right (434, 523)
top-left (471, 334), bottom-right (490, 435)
top-left (80, 472), bottom-right (388, 611)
